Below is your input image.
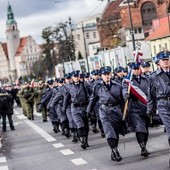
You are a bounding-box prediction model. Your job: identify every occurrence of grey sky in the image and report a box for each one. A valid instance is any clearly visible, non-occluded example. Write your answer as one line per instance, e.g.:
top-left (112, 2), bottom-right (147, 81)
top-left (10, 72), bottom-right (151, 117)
top-left (0, 0), bottom-right (107, 43)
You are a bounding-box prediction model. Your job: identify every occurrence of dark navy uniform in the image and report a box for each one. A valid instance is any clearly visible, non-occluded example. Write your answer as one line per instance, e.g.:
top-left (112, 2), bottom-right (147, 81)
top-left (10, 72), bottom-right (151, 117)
top-left (123, 62), bottom-right (150, 157)
top-left (47, 86), bottom-right (60, 133)
top-left (141, 61), bottom-right (151, 78)
top-left (87, 66), bottom-right (126, 162)
top-left (147, 51), bottom-right (170, 146)
top-left (50, 79), bottom-right (70, 138)
top-left (63, 70), bottom-right (89, 149)
top-left (114, 66), bottom-right (124, 85)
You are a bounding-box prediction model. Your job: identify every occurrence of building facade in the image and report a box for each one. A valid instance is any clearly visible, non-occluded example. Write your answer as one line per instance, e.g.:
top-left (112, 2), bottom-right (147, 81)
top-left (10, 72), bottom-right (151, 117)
top-left (0, 2), bottom-right (42, 83)
top-left (73, 14), bottom-right (101, 59)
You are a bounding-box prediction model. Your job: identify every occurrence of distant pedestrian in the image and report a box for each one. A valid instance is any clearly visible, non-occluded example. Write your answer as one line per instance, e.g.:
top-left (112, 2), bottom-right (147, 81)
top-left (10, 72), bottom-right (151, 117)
top-left (0, 92), bottom-right (15, 132)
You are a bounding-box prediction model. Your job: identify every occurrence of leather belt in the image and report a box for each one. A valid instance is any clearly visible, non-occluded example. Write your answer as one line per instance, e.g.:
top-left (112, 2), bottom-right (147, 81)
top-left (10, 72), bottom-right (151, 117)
top-left (158, 97), bottom-right (170, 101)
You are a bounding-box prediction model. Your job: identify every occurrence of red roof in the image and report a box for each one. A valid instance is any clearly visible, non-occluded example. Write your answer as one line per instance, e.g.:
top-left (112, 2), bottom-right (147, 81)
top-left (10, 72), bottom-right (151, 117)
top-left (1, 43), bottom-right (9, 60)
top-left (15, 37), bottom-right (27, 56)
top-left (145, 18), bottom-right (170, 41)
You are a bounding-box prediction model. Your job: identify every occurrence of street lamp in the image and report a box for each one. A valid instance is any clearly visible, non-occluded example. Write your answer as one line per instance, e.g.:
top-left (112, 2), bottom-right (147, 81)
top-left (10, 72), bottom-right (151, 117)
top-left (127, 0), bottom-right (135, 50)
top-left (81, 22), bottom-right (90, 72)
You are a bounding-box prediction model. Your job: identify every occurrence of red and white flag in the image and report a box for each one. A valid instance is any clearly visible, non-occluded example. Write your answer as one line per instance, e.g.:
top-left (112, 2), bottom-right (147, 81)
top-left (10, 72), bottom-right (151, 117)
top-left (124, 44), bottom-right (147, 104)
top-left (30, 79), bottom-right (35, 88)
top-left (15, 78), bottom-right (20, 86)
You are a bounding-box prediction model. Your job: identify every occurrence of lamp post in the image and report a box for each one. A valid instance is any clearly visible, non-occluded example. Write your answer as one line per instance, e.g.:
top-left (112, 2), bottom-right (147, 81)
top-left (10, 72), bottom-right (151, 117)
top-left (81, 22), bottom-right (90, 72)
top-left (127, 0), bottom-right (135, 51)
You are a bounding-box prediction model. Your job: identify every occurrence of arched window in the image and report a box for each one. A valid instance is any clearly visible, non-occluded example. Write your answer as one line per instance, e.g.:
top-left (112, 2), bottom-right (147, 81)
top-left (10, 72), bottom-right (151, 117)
top-left (141, 2), bottom-right (157, 29)
top-left (12, 25), bottom-right (15, 31)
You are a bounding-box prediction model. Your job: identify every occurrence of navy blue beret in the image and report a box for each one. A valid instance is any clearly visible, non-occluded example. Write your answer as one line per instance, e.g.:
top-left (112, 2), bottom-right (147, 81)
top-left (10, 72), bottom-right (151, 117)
top-left (71, 70), bottom-right (80, 77)
top-left (114, 66), bottom-right (124, 73)
top-left (47, 79), bottom-right (54, 85)
top-left (129, 62), bottom-right (141, 69)
top-left (91, 69), bottom-right (100, 75)
top-left (64, 73), bottom-right (71, 79)
top-left (84, 72), bottom-right (90, 78)
top-left (80, 73), bottom-right (84, 79)
top-left (157, 51), bottom-right (170, 60)
top-left (141, 61), bottom-right (150, 67)
top-left (57, 78), bottom-right (65, 83)
top-left (100, 66), bottom-right (112, 74)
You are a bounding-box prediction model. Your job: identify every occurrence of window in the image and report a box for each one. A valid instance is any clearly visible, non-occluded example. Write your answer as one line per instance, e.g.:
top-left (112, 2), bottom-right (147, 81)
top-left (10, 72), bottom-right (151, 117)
top-left (93, 32), bottom-right (96, 38)
top-left (138, 28), bottom-right (142, 33)
top-left (134, 28), bottom-right (137, 34)
top-left (141, 2), bottom-right (157, 29)
top-left (159, 44), bottom-right (162, 51)
top-left (86, 33), bottom-right (90, 39)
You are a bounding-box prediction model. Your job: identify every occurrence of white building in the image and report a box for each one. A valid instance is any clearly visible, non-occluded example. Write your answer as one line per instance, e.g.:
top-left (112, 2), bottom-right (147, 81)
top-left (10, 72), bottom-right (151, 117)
top-left (0, 2), bottom-right (42, 82)
top-left (73, 14), bottom-right (101, 59)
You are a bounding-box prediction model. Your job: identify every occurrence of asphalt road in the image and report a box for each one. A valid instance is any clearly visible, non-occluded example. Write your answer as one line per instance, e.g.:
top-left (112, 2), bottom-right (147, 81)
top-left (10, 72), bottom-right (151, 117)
top-left (0, 106), bottom-right (170, 170)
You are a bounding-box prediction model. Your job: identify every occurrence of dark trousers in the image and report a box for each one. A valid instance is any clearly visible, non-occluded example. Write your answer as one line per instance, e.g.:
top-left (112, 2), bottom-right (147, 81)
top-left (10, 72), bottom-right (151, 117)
top-left (2, 114), bottom-right (14, 131)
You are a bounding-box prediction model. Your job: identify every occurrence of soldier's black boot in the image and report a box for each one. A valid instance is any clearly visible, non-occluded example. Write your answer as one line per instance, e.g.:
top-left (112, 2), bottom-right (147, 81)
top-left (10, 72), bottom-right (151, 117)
top-left (168, 139), bottom-right (170, 166)
top-left (85, 135), bottom-right (89, 147)
top-left (80, 137), bottom-right (87, 149)
top-left (72, 131), bottom-right (78, 143)
top-left (111, 148), bottom-right (122, 162)
top-left (139, 142), bottom-right (149, 157)
top-left (92, 124), bottom-right (99, 133)
top-left (64, 128), bottom-right (71, 138)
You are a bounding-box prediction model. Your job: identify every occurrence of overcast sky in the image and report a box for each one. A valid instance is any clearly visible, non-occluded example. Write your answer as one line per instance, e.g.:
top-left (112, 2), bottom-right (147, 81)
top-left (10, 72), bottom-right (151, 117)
top-left (0, 0), bottom-right (107, 44)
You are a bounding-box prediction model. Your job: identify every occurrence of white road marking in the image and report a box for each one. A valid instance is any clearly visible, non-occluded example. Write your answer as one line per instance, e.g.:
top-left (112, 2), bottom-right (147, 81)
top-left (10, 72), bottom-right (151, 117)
top-left (60, 149), bottom-right (74, 155)
top-left (13, 121), bottom-right (24, 126)
top-left (53, 143), bottom-right (65, 148)
top-left (0, 157), bottom-right (6, 163)
top-left (0, 166), bottom-right (9, 170)
top-left (34, 112), bottom-right (42, 117)
top-left (14, 110), bottom-right (20, 115)
top-left (17, 115), bottom-right (27, 120)
top-left (71, 158), bottom-right (88, 165)
top-left (24, 120), bottom-right (56, 142)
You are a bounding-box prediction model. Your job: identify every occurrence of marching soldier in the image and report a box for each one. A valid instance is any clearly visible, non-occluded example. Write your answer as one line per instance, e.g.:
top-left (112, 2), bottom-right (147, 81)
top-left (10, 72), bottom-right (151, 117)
top-left (141, 61), bottom-right (151, 78)
top-left (63, 70), bottom-right (89, 149)
top-left (87, 66), bottom-right (126, 162)
top-left (38, 80), bottom-right (53, 121)
top-left (17, 85), bottom-right (27, 116)
top-left (123, 62), bottom-right (150, 158)
top-left (114, 66), bottom-right (124, 85)
top-left (47, 79), bottom-right (60, 133)
top-left (50, 78), bottom-right (71, 138)
top-left (62, 73), bottom-right (78, 142)
top-left (22, 83), bottom-right (35, 120)
top-left (34, 81), bottom-right (44, 113)
top-left (147, 51), bottom-right (170, 150)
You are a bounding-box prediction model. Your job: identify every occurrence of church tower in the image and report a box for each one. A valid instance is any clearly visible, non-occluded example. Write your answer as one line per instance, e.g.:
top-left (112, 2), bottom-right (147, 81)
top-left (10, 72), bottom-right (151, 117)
top-left (6, 2), bottom-right (20, 81)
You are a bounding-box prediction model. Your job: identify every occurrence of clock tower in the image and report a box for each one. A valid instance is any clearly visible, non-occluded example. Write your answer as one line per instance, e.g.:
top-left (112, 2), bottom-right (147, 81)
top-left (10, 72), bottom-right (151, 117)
top-left (6, 2), bottom-right (20, 81)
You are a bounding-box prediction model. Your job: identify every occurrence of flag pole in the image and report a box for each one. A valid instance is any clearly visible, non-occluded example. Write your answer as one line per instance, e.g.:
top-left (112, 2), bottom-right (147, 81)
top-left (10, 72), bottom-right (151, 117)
top-left (122, 42), bottom-right (141, 120)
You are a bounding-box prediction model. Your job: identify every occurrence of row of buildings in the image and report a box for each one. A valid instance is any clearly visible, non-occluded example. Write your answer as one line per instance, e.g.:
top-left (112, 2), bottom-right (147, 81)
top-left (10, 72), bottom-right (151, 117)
top-left (72, 0), bottom-right (170, 61)
top-left (0, 0), bottom-right (170, 82)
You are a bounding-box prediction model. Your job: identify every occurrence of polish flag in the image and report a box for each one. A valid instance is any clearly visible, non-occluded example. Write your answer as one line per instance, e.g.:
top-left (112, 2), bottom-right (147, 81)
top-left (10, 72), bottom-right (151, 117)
top-left (30, 79), bottom-right (35, 88)
top-left (15, 78), bottom-right (20, 86)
